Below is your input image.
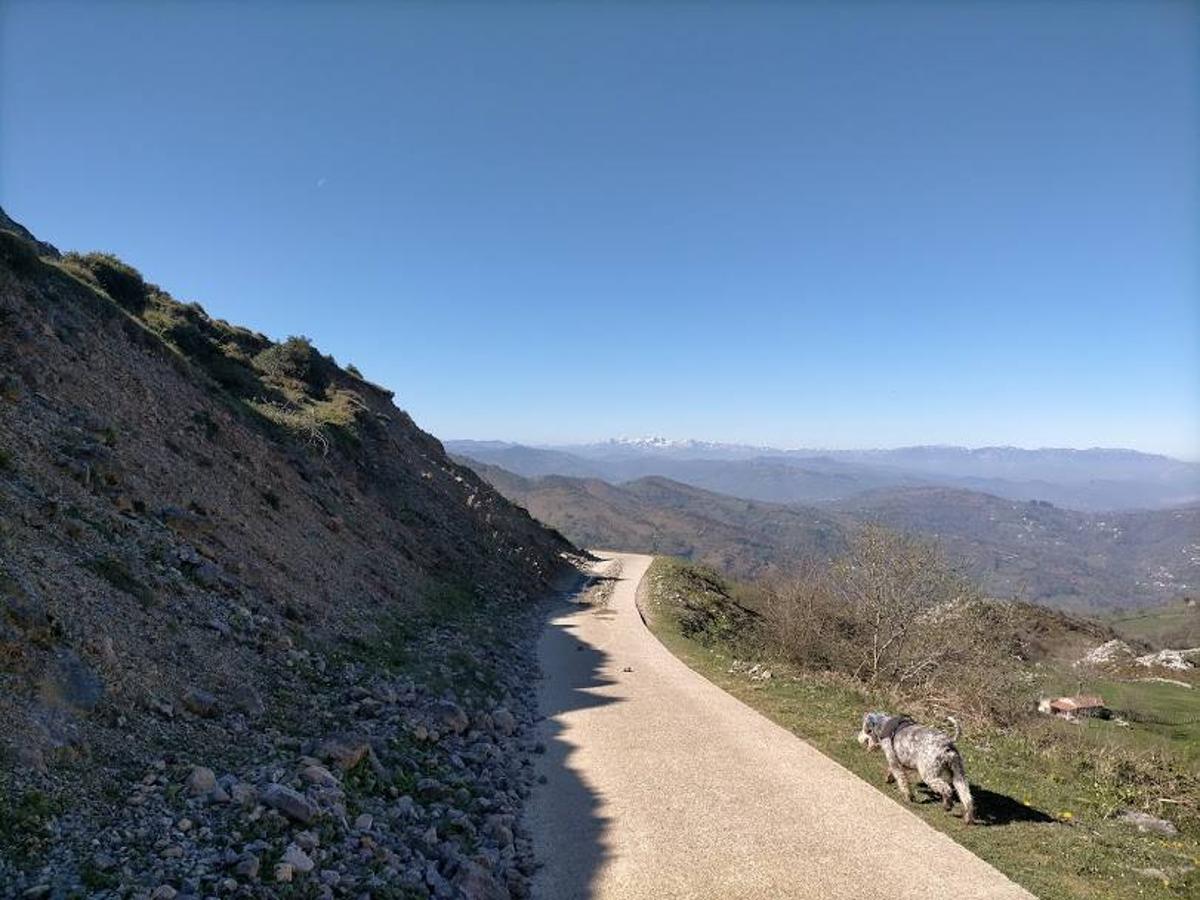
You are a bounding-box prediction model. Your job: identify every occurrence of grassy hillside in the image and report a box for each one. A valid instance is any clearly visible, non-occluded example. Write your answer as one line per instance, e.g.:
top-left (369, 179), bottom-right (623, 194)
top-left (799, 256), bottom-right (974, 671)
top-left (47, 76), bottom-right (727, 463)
top-left (642, 558), bottom-right (1200, 900)
top-left (1110, 601), bottom-right (1200, 649)
top-left (836, 487), bottom-right (1199, 612)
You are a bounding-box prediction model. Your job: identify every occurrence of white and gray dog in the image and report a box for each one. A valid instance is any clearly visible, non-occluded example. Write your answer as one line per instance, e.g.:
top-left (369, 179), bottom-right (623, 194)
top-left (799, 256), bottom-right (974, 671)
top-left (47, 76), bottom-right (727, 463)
top-left (858, 712), bottom-right (975, 824)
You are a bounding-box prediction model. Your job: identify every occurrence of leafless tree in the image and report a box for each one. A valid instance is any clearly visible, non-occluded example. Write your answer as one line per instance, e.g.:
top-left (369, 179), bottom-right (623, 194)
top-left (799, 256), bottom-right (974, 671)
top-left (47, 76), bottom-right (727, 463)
top-left (759, 525), bottom-right (1027, 723)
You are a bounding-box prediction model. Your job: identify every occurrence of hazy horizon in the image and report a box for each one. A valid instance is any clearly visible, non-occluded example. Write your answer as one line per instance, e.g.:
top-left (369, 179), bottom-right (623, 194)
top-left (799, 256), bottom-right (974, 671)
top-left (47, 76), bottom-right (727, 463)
top-left (3, 2), bottom-right (1197, 458)
top-left (447, 435), bottom-right (1200, 463)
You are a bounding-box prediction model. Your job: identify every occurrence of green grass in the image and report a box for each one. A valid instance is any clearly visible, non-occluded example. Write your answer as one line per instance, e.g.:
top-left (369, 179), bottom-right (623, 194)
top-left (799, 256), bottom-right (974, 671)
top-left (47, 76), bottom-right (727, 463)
top-left (642, 557), bottom-right (1200, 900)
top-left (1038, 676), bottom-right (1200, 767)
top-left (1111, 604), bottom-right (1200, 650)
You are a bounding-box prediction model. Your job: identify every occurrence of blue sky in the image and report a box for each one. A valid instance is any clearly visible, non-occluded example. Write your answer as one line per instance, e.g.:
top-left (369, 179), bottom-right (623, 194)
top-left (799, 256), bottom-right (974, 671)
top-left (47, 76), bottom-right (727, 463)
top-left (3, 2), bottom-right (1197, 458)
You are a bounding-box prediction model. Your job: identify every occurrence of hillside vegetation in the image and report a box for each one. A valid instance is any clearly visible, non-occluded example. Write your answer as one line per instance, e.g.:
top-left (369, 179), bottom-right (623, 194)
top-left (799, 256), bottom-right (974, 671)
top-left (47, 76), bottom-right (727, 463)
top-left (642, 555), bottom-right (1200, 900)
top-left (1110, 601), bottom-right (1200, 649)
top-left (0, 210), bottom-right (580, 896)
top-left (462, 459), bottom-right (1199, 612)
top-left (464, 462), bottom-right (844, 580)
top-left (835, 487), bottom-right (1199, 613)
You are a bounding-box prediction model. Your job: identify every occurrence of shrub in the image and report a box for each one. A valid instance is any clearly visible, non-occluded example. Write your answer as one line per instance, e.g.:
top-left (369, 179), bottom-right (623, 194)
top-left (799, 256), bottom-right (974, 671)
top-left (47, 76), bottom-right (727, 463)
top-left (140, 300), bottom-right (265, 399)
top-left (759, 526), bottom-right (1027, 723)
top-left (0, 229), bottom-right (40, 275)
top-left (254, 336), bottom-right (331, 395)
top-left (64, 252), bottom-right (148, 312)
top-left (160, 315), bottom-right (212, 357)
top-left (249, 389), bottom-right (366, 455)
top-left (203, 353), bottom-right (262, 397)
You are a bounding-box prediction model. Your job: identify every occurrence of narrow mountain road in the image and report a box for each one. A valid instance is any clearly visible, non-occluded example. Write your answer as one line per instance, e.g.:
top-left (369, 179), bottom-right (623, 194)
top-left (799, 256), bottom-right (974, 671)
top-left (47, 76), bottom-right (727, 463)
top-left (527, 552), bottom-right (1033, 899)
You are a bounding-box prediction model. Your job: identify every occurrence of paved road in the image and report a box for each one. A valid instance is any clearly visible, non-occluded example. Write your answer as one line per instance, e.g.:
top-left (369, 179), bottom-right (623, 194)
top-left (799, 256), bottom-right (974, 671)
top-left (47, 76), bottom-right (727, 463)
top-left (527, 552), bottom-right (1033, 899)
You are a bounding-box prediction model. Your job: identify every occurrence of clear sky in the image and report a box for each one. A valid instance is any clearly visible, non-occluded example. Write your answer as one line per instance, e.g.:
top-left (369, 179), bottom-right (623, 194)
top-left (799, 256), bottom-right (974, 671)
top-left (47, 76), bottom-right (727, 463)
top-left (3, 2), bottom-right (1197, 458)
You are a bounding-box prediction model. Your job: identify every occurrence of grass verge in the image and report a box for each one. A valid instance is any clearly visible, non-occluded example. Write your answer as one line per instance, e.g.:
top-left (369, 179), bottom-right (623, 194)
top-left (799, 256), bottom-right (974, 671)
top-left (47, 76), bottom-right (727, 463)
top-left (641, 557), bottom-right (1200, 900)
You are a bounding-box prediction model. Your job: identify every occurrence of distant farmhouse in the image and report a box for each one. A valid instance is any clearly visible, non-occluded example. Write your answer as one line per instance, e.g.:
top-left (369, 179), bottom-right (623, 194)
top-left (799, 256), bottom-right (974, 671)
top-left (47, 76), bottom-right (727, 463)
top-left (1038, 695), bottom-right (1108, 720)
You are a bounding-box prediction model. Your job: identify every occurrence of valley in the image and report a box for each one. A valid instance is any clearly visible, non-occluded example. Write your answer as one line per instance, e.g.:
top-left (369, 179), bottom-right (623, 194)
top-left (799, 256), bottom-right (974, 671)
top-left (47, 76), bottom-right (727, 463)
top-left (457, 457), bottom-right (1199, 612)
top-left (5, 5), bottom-right (1195, 897)
top-left (448, 439), bottom-right (1200, 512)
top-left (2, 208), bottom-right (1195, 898)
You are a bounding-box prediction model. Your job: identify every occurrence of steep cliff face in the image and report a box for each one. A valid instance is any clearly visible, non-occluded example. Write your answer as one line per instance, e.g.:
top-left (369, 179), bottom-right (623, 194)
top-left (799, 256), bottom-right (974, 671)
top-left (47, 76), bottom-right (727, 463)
top-left (0, 213), bottom-right (580, 894)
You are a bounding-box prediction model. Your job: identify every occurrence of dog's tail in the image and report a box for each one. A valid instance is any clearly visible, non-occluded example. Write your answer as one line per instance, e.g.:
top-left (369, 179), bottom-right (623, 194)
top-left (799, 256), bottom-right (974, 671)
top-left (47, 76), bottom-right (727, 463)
top-left (946, 750), bottom-right (975, 825)
top-left (946, 715), bottom-right (961, 742)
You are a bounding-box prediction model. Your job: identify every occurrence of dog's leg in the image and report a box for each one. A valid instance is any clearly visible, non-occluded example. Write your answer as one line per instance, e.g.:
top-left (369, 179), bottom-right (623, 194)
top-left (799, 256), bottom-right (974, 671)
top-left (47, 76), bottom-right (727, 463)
top-left (918, 757), bottom-right (955, 810)
top-left (948, 755), bottom-right (975, 824)
top-left (926, 773), bottom-right (954, 810)
top-left (881, 741), bottom-right (914, 801)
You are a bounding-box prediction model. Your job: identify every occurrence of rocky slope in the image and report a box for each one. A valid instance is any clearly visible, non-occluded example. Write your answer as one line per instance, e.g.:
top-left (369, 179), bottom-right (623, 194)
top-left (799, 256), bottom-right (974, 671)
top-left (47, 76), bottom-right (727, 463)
top-left (0, 210), bottom-right (582, 898)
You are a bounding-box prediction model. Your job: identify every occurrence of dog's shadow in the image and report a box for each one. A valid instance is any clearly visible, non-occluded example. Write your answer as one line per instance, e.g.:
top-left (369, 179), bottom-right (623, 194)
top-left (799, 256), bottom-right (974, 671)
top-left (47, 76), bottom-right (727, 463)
top-left (911, 784), bottom-right (1056, 825)
top-left (971, 785), bottom-right (1056, 825)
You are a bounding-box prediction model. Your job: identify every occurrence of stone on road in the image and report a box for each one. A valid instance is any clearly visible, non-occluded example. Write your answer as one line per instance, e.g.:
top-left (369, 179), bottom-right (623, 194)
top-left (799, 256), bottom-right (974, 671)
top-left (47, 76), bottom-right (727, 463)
top-left (527, 552), bottom-right (1032, 899)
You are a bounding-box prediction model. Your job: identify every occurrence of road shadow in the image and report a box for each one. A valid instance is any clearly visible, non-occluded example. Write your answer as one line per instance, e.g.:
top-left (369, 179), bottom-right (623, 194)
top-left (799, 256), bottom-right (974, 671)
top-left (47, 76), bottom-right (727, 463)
top-left (526, 581), bottom-right (625, 899)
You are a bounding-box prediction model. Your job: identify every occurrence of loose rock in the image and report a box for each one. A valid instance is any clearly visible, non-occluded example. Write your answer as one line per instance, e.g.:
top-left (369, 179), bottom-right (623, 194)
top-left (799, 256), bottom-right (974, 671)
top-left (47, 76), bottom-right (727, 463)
top-left (260, 783), bottom-right (320, 824)
top-left (185, 765), bottom-right (216, 796)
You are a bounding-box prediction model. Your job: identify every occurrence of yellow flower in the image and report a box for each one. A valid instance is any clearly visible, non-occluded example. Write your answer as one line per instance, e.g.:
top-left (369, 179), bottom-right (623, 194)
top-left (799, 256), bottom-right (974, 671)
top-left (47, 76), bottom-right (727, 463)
top-left (1060, 811), bottom-right (1073, 821)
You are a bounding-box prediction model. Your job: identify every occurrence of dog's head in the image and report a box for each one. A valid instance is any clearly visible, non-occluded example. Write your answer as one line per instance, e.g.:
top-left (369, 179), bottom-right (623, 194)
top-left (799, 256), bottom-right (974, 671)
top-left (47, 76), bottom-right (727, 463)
top-left (857, 711), bottom-right (888, 750)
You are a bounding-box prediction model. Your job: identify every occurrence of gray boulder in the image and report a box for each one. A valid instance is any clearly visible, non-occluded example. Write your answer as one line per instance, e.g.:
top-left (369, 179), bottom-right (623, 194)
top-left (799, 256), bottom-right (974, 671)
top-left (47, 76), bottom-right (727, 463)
top-left (261, 783), bottom-right (320, 824)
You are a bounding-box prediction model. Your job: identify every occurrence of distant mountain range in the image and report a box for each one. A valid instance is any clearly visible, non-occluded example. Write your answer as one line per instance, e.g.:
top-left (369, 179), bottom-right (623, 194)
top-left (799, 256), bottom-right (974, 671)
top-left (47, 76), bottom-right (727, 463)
top-left (446, 439), bottom-right (1200, 512)
top-left (461, 461), bottom-right (1200, 612)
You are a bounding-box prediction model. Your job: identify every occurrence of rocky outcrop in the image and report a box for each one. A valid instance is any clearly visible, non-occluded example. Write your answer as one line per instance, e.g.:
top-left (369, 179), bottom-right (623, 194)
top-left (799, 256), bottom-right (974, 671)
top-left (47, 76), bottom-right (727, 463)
top-left (1075, 639), bottom-right (1135, 668)
top-left (1134, 648), bottom-right (1200, 671)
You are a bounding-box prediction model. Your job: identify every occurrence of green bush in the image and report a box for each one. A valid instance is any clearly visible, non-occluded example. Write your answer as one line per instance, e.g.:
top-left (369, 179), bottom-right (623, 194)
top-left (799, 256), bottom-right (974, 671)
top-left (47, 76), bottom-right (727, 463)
top-left (140, 300), bottom-right (265, 399)
top-left (0, 229), bottom-right (40, 275)
top-left (63, 252), bottom-right (149, 312)
top-left (203, 353), bottom-right (262, 397)
top-left (254, 336), bottom-right (331, 394)
top-left (161, 316), bottom-right (211, 358)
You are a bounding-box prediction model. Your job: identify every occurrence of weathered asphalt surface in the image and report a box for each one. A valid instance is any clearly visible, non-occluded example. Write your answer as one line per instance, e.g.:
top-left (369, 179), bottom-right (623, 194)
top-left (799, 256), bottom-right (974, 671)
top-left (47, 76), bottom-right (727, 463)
top-left (527, 552), bottom-right (1033, 899)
